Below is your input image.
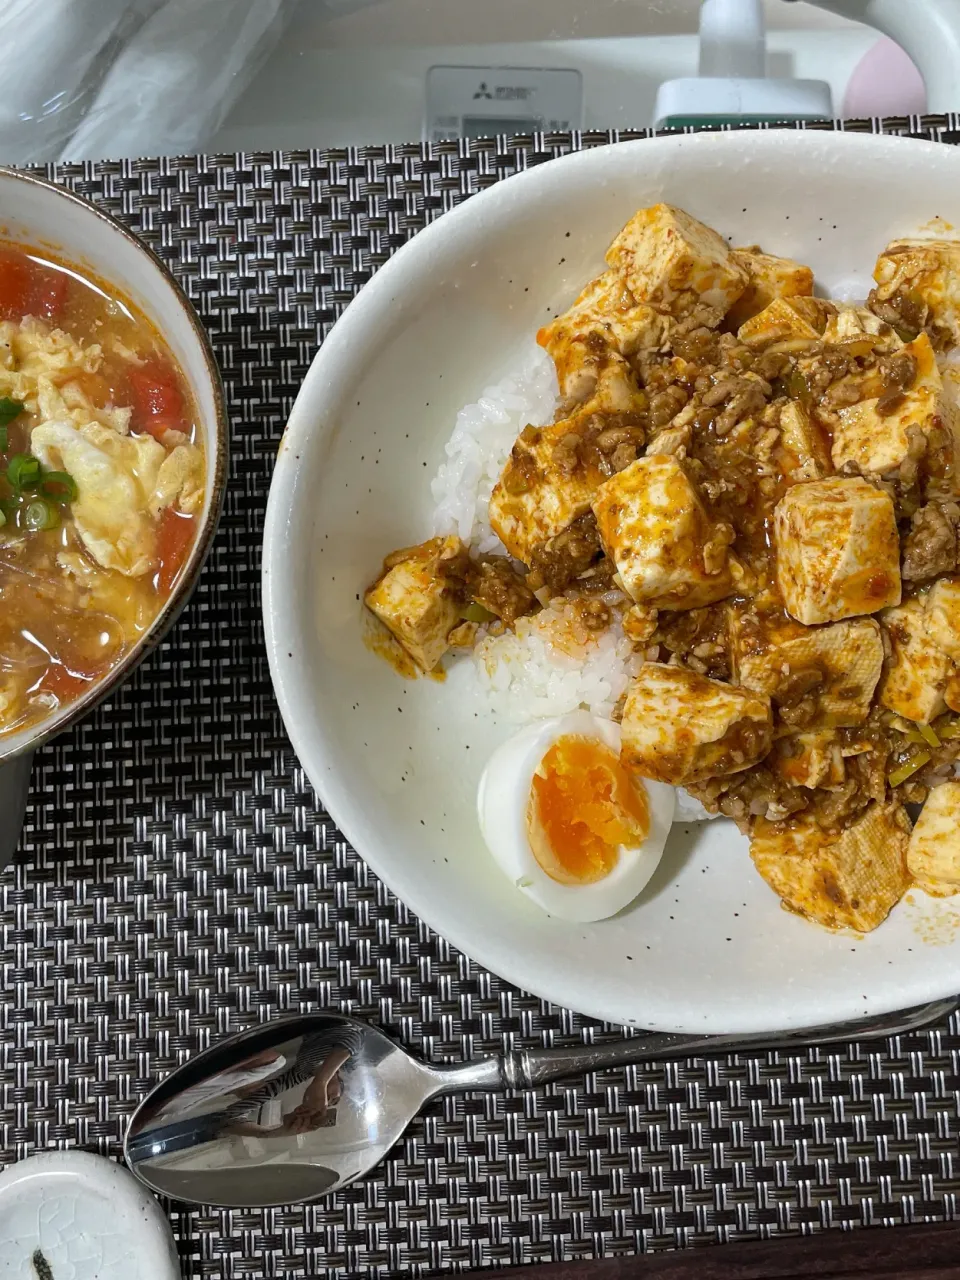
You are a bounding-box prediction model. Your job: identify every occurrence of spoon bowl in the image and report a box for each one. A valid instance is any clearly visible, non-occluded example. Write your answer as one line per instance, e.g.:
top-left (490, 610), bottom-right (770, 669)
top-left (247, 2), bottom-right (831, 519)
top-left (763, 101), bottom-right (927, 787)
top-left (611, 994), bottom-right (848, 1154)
top-left (125, 1000), bottom-right (957, 1209)
top-left (125, 1016), bottom-right (435, 1209)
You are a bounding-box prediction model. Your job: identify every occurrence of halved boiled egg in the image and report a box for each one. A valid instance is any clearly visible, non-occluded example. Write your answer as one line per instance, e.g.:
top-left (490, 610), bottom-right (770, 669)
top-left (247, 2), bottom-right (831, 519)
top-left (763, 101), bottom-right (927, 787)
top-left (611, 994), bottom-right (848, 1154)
top-left (477, 710), bottom-right (676, 922)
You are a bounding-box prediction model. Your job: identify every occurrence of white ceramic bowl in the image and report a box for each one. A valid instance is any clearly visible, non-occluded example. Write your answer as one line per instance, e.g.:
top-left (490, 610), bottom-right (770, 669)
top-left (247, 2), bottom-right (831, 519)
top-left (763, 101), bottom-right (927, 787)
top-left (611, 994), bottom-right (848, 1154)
top-left (265, 130), bottom-right (960, 1033)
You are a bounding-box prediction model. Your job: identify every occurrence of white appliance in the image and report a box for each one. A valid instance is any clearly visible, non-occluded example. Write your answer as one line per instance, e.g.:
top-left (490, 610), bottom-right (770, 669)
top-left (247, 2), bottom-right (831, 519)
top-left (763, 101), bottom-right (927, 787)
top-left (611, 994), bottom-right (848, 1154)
top-left (651, 0), bottom-right (960, 127)
top-left (208, 0), bottom-right (956, 155)
top-left (653, 0), bottom-right (835, 127)
top-left (0, 0), bottom-right (953, 161)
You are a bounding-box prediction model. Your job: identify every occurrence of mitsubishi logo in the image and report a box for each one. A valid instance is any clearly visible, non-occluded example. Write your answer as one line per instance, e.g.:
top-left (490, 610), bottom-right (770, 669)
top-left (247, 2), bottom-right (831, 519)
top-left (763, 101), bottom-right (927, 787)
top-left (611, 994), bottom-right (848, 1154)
top-left (473, 81), bottom-right (493, 100)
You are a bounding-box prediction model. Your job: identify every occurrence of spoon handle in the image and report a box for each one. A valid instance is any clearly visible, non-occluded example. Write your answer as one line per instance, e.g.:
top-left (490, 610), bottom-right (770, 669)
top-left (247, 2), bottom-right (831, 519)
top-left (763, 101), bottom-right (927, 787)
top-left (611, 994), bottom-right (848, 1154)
top-left (427, 998), bottom-right (956, 1094)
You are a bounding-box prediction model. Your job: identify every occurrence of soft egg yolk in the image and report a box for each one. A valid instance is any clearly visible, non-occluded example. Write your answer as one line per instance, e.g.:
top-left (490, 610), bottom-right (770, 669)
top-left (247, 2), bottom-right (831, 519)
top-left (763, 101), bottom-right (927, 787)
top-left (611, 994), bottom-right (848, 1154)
top-left (527, 734), bottom-right (650, 886)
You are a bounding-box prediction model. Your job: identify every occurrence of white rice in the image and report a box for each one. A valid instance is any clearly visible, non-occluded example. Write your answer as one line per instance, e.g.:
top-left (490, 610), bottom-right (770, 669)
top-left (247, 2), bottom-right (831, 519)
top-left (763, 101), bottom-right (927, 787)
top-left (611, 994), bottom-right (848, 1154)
top-left (428, 345), bottom-right (637, 724)
top-left (431, 342), bottom-right (559, 554)
top-left (474, 598), bottom-right (642, 723)
top-left (428, 346), bottom-right (720, 822)
top-left (675, 791), bottom-right (720, 823)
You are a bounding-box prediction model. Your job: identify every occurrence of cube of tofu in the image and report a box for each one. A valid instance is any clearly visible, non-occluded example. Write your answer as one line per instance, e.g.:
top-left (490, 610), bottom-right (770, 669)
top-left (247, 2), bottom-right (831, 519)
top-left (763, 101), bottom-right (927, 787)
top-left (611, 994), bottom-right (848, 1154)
top-left (823, 304), bottom-right (904, 355)
top-left (592, 455), bottom-right (740, 611)
top-left (918, 578), bottom-right (960, 713)
top-left (489, 412), bottom-right (608, 564)
top-left (873, 237), bottom-right (960, 349)
top-left (726, 247), bottom-right (815, 330)
top-left (537, 271), bottom-right (668, 403)
top-left (879, 597), bottom-right (951, 725)
top-left (644, 421), bottom-right (692, 459)
top-left (726, 604), bottom-right (884, 728)
top-left (589, 359), bottom-right (647, 416)
top-left (770, 731), bottom-right (846, 791)
top-left (946, 669), bottom-right (960, 715)
top-left (605, 204), bottom-right (748, 318)
top-left (750, 802), bottom-right (911, 933)
top-left (777, 400), bottom-right (833, 482)
top-left (774, 478), bottom-right (902, 625)
top-left (737, 295), bottom-right (834, 351)
top-left (925, 577), bottom-right (960, 661)
top-left (908, 782), bottom-right (960, 894)
top-left (364, 536), bottom-right (464, 672)
top-left (621, 663), bottom-right (773, 786)
top-left (832, 334), bottom-right (960, 487)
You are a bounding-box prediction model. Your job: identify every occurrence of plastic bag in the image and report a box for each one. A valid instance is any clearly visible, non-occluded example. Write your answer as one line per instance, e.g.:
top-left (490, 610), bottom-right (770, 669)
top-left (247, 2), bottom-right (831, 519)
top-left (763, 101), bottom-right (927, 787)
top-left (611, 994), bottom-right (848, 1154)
top-left (0, 0), bottom-right (302, 162)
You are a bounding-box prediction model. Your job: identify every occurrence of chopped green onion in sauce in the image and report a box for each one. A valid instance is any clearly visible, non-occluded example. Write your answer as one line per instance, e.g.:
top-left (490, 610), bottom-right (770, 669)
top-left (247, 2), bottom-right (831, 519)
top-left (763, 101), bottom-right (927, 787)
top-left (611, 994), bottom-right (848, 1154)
top-left (889, 751), bottom-right (932, 788)
top-left (23, 498), bottom-right (59, 532)
top-left (6, 452), bottom-right (41, 491)
top-left (0, 397), bottom-right (24, 428)
top-left (2, 453), bottom-right (77, 529)
top-left (40, 471), bottom-right (78, 503)
top-left (461, 602), bottom-right (496, 624)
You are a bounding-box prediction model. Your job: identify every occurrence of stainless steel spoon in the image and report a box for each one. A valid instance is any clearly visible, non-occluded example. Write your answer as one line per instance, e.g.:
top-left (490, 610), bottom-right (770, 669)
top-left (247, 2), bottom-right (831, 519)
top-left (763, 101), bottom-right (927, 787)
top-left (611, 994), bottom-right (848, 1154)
top-left (125, 999), bottom-right (957, 1209)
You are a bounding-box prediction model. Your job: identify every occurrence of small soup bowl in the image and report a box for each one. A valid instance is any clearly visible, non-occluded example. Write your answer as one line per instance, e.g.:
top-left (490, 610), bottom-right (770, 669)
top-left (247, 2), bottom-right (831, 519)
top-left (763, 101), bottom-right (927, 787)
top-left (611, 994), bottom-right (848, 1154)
top-left (0, 168), bottom-right (228, 865)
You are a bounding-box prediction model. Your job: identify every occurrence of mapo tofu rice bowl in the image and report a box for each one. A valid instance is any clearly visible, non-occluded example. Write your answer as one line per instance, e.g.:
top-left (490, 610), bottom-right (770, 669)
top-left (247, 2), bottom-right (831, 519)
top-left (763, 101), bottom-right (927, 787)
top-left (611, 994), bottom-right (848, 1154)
top-left (0, 173), bottom-right (224, 760)
top-left (368, 199), bottom-right (960, 936)
top-left (268, 134), bottom-right (960, 1029)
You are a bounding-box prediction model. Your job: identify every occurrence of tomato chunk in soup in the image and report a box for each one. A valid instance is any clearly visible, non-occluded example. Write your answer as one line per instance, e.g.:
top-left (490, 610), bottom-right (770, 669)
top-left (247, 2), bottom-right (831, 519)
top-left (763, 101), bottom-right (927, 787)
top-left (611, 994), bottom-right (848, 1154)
top-left (0, 242), bottom-right (205, 739)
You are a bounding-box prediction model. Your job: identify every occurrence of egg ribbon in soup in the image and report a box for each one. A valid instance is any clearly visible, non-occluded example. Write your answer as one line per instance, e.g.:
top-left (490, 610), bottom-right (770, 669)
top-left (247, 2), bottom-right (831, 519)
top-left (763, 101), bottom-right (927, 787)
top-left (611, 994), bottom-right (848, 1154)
top-left (0, 243), bottom-right (205, 738)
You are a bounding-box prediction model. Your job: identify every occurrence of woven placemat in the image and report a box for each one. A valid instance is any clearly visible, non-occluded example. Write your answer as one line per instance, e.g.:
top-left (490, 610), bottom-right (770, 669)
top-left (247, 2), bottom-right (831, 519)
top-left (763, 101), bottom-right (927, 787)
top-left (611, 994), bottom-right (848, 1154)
top-left (4, 117), bottom-right (960, 1279)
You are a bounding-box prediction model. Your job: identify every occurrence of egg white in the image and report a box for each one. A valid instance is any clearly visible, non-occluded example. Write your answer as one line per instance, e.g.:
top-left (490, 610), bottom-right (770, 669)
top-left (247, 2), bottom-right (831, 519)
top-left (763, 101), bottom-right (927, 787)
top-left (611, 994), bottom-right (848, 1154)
top-left (477, 710), bottom-right (677, 922)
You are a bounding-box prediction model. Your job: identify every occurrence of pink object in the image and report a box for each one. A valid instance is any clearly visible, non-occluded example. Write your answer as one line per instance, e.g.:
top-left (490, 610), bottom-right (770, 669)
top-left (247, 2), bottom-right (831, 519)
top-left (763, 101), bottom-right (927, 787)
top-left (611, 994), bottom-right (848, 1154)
top-left (843, 35), bottom-right (928, 119)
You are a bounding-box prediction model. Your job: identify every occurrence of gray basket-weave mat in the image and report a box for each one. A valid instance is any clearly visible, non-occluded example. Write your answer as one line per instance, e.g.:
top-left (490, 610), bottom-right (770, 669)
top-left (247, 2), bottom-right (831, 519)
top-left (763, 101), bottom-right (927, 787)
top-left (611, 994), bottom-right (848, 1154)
top-left (5, 118), bottom-right (960, 1278)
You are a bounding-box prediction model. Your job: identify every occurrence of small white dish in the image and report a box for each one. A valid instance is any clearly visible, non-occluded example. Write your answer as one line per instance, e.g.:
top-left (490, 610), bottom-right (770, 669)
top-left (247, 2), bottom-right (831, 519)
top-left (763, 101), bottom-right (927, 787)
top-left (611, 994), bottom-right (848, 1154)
top-left (0, 1151), bottom-right (179, 1279)
top-left (264, 129), bottom-right (960, 1032)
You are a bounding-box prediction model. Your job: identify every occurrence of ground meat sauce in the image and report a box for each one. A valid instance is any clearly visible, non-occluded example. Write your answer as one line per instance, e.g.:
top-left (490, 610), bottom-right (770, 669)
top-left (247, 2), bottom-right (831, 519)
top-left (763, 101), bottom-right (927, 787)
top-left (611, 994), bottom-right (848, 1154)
top-left (868, 287), bottom-right (953, 350)
top-left (654, 606), bottom-right (731, 681)
top-left (528, 513), bottom-right (602, 593)
top-left (372, 213), bottom-right (960, 856)
top-left (578, 269), bottom-right (960, 833)
top-left (441, 550), bottom-right (538, 627)
top-left (901, 501), bottom-right (960, 581)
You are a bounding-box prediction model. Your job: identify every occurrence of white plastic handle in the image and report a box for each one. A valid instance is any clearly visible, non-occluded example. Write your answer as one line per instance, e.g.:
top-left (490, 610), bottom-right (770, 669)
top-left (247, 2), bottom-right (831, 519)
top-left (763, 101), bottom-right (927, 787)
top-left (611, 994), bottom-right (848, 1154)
top-left (699, 0), bottom-right (766, 78)
top-left (803, 0), bottom-right (960, 114)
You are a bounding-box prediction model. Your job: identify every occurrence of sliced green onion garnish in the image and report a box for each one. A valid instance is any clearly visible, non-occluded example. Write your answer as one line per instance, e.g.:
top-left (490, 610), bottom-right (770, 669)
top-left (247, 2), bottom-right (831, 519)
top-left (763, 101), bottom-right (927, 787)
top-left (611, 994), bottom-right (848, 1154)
top-left (894, 323), bottom-right (920, 344)
top-left (23, 498), bottom-right (59, 532)
top-left (902, 726), bottom-right (942, 748)
top-left (462, 602), bottom-right (496, 624)
top-left (0, 397), bottom-right (24, 428)
top-left (0, 508), bottom-right (5, 529)
top-left (889, 751), bottom-right (932, 788)
top-left (6, 452), bottom-right (40, 491)
top-left (40, 471), bottom-right (78, 503)
top-left (0, 426), bottom-right (7, 453)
